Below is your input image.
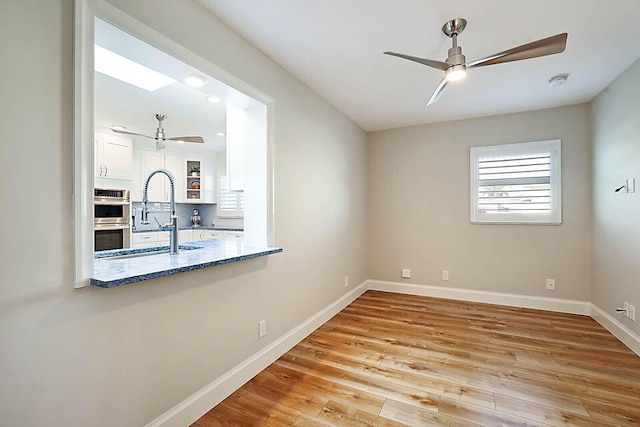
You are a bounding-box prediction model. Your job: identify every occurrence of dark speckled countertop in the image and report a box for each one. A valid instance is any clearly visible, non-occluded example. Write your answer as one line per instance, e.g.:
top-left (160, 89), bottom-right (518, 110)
top-left (92, 238), bottom-right (281, 288)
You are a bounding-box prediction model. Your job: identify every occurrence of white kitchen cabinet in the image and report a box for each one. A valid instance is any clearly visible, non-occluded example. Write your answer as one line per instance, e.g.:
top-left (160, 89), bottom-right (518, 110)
top-left (224, 230), bottom-right (244, 238)
top-left (142, 151), bottom-right (165, 202)
top-left (201, 230), bottom-right (225, 240)
top-left (179, 229), bottom-right (194, 243)
top-left (184, 153), bottom-right (217, 204)
top-left (132, 148), bottom-right (188, 203)
top-left (132, 231), bottom-right (170, 248)
top-left (94, 133), bottom-right (132, 180)
top-left (164, 153), bottom-right (184, 203)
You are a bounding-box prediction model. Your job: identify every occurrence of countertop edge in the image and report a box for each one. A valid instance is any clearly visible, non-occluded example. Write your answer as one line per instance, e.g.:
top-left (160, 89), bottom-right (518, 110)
top-left (91, 247), bottom-right (282, 288)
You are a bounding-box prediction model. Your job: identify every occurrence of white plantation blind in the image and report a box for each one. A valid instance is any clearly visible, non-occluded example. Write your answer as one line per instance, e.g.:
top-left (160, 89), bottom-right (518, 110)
top-left (470, 140), bottom-right (561, 224)
top-left (218, 175), bottom-right (244, 218)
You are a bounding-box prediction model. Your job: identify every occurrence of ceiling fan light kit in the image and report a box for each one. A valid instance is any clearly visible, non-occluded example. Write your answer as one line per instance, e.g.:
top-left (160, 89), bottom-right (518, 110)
top-left (384, 18), bottom-right (568, 106)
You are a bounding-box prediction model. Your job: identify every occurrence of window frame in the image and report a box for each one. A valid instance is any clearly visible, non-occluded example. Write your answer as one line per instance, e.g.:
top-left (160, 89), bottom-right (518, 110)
top-left (470, 139), bottom-right (562, 225)
top-left (73, 0), bottom-right (275, 288)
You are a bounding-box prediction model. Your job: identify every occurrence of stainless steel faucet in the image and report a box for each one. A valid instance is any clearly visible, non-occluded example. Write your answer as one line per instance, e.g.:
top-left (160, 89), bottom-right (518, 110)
top-left (141, 168), bottom-right (179, 254)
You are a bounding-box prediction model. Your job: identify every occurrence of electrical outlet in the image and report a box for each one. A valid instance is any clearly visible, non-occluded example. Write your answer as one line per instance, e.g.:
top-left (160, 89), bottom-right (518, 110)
top-left (344, 275), bottom-right (349, 287)
top-left (442, 270), bottom-right (449, 281)
top-left (624, 302), bottom-right (630, 318)
top-left (546, 279), bottom-right (556, 290)
top-left (258, 320), bottom-right (267, 338)
top-left (401, 268), bottom-right (411, 279)
top-left (629, 304), bottom-right (636, 321)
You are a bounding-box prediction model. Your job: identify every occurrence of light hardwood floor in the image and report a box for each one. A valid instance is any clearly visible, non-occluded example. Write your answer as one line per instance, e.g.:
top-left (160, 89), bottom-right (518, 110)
top-left (193, 290), bottom-right (640, 426)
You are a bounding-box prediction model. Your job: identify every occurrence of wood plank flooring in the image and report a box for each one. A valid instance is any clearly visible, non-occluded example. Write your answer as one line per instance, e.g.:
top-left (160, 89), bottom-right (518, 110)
top-left (192, 291), bottom-right (640, 426)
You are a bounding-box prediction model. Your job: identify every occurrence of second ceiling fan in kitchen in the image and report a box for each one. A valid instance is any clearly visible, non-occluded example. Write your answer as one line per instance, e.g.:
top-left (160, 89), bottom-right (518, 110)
top-left (112, 113), bottom-right (204, 150)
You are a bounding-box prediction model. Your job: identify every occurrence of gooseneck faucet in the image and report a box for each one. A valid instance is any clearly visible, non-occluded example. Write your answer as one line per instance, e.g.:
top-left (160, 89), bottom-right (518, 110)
top-left (141, 168), bottom-right (178, 254)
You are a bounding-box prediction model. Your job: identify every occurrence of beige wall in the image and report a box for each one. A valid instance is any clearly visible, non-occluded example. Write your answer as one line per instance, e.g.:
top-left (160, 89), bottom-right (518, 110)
top-left (0, 1), bottom-right (367, 425)
top-left (368, 105), bottom-right (592, 300)
top-left (591, 58), bottom-right (640, 336)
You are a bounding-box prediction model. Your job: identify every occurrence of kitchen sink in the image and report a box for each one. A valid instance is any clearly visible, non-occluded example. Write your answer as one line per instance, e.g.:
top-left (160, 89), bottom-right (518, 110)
top-left (95, 244), bottom-right (203, 260)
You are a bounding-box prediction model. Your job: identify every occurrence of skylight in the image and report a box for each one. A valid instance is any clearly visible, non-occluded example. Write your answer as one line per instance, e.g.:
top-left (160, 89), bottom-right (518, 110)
top-left (94, 45), bottom-right (175, 92)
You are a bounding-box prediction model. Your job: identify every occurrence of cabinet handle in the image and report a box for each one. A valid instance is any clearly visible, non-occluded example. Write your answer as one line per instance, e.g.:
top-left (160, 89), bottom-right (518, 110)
top-left (105, 165), bottom-right (108, 176)
top-left (99, 165), bottom-right (103, 176)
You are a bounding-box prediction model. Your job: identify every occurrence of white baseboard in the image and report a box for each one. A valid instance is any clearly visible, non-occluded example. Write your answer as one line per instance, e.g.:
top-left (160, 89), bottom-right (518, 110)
top-left (148, 279), bottom-right (640, 427)
top-left (589, 303), bottom-right (640, 356)
top-left (366, 280), bottom-right (591, 315)
top-left (145, 281), bottom-right (368, 427)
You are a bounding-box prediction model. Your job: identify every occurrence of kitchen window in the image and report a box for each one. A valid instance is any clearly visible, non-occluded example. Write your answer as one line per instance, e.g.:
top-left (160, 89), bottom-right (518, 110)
top-left (470, 139), bottom-right (561, 224)
top-left (218, 175), bottom-right (244, 218)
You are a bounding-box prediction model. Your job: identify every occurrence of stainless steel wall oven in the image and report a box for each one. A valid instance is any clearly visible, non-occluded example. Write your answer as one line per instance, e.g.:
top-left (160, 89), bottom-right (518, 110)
top-left (94, 188), bottom-right (131, 251)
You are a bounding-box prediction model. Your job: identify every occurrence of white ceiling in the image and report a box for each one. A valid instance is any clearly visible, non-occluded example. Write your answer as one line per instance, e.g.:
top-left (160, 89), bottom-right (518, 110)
top-left (94, 18), bottom-right (262, 152)
top-left (198, 0), bottom-right (640, 132)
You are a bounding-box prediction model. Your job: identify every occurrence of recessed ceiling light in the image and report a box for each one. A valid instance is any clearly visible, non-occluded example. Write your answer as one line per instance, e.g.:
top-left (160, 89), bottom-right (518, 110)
top-left (94, 45), bottom-right (175, 92)
top-left (216, 132), bottom-right (225, 137)
top-left (111, 125), bottom-right (127, 131)
top-left (548, 73), bottom-right (569, 87)
top-left (206, 96), bottom-right (221, 103)
top-left (183, 74), bottom-right (208, 88)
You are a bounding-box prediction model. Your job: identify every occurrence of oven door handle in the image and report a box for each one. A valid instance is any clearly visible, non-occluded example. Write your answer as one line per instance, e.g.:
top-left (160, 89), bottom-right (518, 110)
top-left (94, 224), bottom-right (130, 230)
top-left (94, 200), bottom-right (130, 206)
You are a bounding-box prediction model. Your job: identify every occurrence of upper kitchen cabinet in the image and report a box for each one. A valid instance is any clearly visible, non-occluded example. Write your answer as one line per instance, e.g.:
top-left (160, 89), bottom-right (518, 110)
top-left (131, 146), bottom-right (214, 203)
top-left (94, 132), bottom-right (132, 180)
top-left (185, 153), bottom-right (217, 204)
top-left (131, 149), bottom-right (182, 203)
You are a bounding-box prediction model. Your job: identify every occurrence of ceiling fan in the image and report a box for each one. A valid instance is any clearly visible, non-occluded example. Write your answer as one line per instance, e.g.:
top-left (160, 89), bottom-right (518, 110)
top-left (384, 18), bottom-right (568, 106)
top-left (112, 113), bottom-right (204, 150)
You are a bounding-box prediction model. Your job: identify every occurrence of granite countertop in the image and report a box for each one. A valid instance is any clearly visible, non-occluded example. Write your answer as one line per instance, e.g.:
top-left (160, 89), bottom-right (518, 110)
top-left (92, 238), bottom-right (281, 288)
top-left (132, 226), bottom-right (244, 233)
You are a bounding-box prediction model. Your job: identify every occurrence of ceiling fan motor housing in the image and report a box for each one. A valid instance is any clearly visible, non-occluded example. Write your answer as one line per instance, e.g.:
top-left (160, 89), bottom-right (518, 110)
top-left (447, 44), bottom-right (465, 66)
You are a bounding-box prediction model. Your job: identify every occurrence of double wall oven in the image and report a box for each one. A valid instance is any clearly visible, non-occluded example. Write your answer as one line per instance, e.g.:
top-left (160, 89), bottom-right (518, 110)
top-left (94, 188), bottom-right (131, 251)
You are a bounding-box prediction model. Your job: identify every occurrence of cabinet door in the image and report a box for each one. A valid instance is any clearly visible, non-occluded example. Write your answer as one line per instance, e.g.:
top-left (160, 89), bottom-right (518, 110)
top-left (131, 149), bottom-right (143, 202)
top-left (142, 151), bottom-right (165, 202)
top-left (179, 229), bottom-right (193, 243)
top-left (224, 231), bottom-right (244, 238)
top-left (202, 230), bottom-right (224, 240)
top-left (102, 134), bottom-right (132, 180)
top-left (164, 154), bottom-right (184, 203)
top-left (94, 134), bottom-right (103, 178)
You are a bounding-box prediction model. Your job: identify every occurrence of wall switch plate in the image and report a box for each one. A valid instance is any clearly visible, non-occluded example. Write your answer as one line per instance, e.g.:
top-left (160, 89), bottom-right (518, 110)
top-left (258, 320), bottom-right (267, 338)
top-left (546, 279), bottom-right (556, 290)
top-left (627, 178), bottom-right (636, 193)
top-left (344, 275), bottom-right (349, 287)
top-left (629, 304), bottom-right (636, 321)
top-left (401, 269), bottom-right (411, 279)
top-left (442, 270), bottom-right (449, 281)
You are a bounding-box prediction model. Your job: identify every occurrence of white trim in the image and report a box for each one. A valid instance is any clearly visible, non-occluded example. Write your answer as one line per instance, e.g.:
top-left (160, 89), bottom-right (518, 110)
top-left (145, 281), bottom-right (368, 427)
top-left (74, 0), bottom-right (276, 288)
top-left (589, 303), bottom-right (640, 356)
top-left (73, 0), bottom-right (96, 288)
top-left (367, 280), bottom-right (590, 315)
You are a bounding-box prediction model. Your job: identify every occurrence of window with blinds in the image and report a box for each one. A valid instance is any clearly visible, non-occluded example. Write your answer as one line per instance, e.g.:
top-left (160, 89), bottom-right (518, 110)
top-left (470, 140), bottom-right (561, 224)
top-left (218, 175), bottom-right (244, 218)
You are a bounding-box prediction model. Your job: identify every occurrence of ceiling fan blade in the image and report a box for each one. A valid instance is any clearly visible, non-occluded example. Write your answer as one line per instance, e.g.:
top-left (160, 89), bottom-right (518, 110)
top-left (167, 136), bottom-right (204, 143)
top-left (111, 129), bottom-right (154, 139)
top-left (467, 33), bottom-right (567, 68)
top-left (384, 51), bottom-right (449, 71)
top-left (426, 77), bottom-right (448, 107)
